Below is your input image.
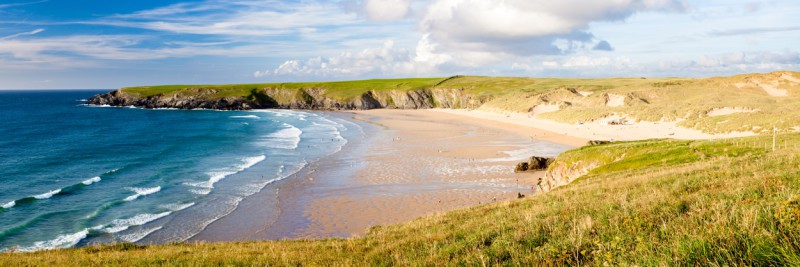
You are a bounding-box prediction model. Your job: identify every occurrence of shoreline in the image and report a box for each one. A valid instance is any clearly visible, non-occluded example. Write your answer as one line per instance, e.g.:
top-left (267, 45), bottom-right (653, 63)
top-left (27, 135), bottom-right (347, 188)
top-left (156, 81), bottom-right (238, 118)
top-left (191, 109), bottom-right (574, 241)
top-left (189, 107), bottom-right (756, 242)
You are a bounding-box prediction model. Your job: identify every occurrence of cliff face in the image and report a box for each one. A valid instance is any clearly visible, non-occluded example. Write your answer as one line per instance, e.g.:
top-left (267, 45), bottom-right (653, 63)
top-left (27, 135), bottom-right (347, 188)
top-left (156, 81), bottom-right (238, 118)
top-left (87, 87), bottom-right (492, 110)
top-left (87, 88), bottom-right (266, 110)
top-left (537, 160), bottom-right (599, 193)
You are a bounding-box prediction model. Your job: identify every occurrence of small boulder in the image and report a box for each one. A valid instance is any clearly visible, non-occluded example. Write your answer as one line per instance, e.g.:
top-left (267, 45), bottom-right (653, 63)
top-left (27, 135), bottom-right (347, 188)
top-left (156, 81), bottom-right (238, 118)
top-left (514, 162), bottom-right (530, 173)
top-left (527, 156), bottom-right (554, 170)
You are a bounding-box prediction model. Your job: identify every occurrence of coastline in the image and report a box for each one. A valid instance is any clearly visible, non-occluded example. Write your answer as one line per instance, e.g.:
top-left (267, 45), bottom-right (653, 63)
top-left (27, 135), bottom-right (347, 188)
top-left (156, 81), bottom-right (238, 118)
top-left (191, 109), bottom-right (576, 241)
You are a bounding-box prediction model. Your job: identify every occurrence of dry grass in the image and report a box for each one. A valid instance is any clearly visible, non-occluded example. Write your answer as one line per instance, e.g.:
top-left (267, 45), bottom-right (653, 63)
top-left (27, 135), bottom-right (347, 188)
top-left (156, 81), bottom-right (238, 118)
top-left (5, 133), bottom-right (800, 266)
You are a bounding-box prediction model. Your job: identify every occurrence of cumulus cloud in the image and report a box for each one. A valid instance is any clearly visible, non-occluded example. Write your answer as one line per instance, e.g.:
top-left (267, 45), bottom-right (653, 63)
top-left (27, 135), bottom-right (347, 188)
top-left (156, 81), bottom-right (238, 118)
top-left (260, 0), bottom-right (689, 76)
top-left (256, 0), bottom-right (693, 77)
top-left (363, 0), bottom-right (412, 21)
top-left (418, 0), bottom-right (686, 58)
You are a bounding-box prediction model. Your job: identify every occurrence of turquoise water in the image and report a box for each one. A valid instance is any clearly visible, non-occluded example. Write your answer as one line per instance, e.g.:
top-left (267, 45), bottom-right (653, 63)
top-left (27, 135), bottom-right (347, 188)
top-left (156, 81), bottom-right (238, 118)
top-left (0, 90), bottom-right (359, 251)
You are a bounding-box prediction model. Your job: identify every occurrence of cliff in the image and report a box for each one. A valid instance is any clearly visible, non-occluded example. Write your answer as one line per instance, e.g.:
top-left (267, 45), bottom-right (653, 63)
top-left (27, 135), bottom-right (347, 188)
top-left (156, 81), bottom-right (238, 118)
top-left (87, 86), bottom-right (490, 111)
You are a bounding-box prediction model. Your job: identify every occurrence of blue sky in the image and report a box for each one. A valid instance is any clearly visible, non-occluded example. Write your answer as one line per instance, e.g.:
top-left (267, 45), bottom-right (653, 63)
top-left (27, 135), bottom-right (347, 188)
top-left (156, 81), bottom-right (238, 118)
top-left (0, 0), bottom-right (798, 89)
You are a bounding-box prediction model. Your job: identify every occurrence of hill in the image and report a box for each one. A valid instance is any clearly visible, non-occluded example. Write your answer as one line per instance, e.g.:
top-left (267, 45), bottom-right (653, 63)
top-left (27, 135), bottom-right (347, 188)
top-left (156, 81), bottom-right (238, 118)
top-left (5, 133), bottom-right (800, 265)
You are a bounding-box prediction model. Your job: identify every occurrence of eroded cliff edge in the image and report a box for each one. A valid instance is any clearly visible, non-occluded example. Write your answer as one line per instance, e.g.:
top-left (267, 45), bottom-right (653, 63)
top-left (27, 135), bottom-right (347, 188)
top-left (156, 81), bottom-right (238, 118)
top-left (87, 87), bottom-right (491, 110)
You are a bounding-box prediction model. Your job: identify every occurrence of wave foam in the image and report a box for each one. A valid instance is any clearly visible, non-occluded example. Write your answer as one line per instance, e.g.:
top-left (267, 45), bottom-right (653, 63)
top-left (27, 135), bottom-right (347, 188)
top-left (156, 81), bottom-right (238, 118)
top-left (118, 226), bottom-right (163, 243)
top-left (159, 202), bottom-right (195, 212)
top-left (102, 212), bottom-right (171, 234)
top-left (1, 201), bottom-right (15, 209)
top-left (81, 176), bottom-right (101, 185)
top-left (16, 229), bottom-right (89, 252)
top-left (33, 189), bottom-right (61, 200)
top-left (186, 155), bottom-right (266, 193)
top-left (230, 115), bottom-right (259, 119)
top-left (260, 124), bottom-right (302, 149)
top-left (123, 186), bottom-right (162, 202)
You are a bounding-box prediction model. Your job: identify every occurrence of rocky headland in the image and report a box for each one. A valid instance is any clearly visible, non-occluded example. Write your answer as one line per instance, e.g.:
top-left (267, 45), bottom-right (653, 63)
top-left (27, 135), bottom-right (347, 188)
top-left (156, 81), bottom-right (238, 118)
top-left (87, 87), bottom-right (490, 110)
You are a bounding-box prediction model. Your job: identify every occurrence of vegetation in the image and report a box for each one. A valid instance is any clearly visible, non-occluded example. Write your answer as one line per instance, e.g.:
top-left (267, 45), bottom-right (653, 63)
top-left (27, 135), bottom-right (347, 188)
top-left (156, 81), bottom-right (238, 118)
top-left (5, 133), bottom-right (800, 266)
top-left (120, 71), bottom-right (800, 134)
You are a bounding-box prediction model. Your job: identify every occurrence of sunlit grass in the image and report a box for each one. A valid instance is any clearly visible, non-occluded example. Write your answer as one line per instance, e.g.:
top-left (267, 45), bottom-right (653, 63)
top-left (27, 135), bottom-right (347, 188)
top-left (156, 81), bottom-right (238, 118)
top-left (5, 133), bottom-right (800, 265)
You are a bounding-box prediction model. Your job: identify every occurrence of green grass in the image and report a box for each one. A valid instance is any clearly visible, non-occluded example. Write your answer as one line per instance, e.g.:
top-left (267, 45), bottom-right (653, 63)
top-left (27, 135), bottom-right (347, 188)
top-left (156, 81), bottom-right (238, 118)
top-left (5, 134), bottom-right (800, 266)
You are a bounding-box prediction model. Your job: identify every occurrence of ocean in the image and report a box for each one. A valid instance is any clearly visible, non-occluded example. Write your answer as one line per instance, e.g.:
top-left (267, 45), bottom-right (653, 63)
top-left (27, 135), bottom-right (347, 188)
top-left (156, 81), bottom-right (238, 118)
top-left (0, 90), bottom-right (361, 251)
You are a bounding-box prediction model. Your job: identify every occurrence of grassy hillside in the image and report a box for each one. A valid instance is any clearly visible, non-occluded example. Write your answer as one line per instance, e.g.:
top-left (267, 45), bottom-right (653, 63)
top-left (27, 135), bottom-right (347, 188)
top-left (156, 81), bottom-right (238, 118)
top-left (119, 71), bottom-right (800, 134)
top-left (5, 133), bottom-right (800, 266)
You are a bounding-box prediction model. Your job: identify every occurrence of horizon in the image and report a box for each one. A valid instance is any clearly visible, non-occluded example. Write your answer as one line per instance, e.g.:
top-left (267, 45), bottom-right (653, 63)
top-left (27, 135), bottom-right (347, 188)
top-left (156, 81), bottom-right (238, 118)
top-left (1, 70), bottom-right (797, 90)
top-left (1, 0), bottom-right (799, 89)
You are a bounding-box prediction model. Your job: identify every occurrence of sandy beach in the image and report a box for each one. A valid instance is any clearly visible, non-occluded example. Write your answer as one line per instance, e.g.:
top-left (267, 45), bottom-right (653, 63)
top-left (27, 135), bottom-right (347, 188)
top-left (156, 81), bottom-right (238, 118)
top-left (191, 107), bottom-right (758, 241)
top-left (192, 109), bottom-right (579, 241)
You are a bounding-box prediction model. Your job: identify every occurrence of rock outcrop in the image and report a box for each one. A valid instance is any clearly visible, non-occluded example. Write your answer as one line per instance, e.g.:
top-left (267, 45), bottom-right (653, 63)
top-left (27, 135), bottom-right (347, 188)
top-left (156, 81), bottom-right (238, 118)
top-left (87, 87), bottom-right (492, 111)
top-left (87, 88), bottom-right (270, 110)
top-left (514, 156), bottom-right (554, 172)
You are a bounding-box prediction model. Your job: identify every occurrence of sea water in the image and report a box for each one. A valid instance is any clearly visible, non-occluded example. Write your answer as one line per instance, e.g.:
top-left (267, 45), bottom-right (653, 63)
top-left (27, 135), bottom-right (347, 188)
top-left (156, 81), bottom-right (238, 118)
top-left (0, 90), bottom-right (360, 251)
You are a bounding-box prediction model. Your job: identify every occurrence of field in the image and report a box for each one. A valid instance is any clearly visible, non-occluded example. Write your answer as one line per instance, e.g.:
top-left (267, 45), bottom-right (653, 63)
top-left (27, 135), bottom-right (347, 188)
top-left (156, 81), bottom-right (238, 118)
top-left (5, 133), bottom-right (800, 266)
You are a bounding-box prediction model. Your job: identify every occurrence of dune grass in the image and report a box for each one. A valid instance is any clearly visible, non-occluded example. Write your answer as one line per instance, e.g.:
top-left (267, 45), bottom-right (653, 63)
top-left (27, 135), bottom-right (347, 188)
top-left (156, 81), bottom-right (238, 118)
top-left (5, 133), bottom-right (800, 266)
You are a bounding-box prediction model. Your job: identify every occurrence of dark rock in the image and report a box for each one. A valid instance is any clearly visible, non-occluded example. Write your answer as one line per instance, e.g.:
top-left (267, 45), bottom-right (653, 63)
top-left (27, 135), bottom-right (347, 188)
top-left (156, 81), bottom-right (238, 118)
top-left (587, 140), bottom-right (612, 146)
top-left (514, 156), bottom-right (554, 172)
top-left (527, 156), bottom-right (553, 170)
top-left (514, 162), bottom-right (529, 173)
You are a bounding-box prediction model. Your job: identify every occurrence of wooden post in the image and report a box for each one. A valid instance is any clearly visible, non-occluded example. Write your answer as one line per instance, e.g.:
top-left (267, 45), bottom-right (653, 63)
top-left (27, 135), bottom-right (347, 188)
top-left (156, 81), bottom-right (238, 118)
top-left (773, 127), bottom-right (777, 152)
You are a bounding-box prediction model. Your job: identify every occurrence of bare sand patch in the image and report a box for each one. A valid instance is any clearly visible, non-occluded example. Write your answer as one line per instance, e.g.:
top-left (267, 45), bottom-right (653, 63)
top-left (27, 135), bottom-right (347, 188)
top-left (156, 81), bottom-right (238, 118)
top-left (605, 94), bottom-right (625, 107)
top-left (707, 107), bottom-right (759, 117)
top-left (781, 73), bottom-right (800, 83)
top-left (739, 79), bottom-right (788, 96)
top-left (532, 103), bottom-right (560, 116)
top-left (578, 91), bottom-right (593, 96)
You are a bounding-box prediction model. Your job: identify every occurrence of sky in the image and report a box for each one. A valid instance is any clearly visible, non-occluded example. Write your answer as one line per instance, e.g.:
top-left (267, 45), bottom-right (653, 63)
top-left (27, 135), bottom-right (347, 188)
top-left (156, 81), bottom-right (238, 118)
top-left (0, 0), bottom-right (798, 89)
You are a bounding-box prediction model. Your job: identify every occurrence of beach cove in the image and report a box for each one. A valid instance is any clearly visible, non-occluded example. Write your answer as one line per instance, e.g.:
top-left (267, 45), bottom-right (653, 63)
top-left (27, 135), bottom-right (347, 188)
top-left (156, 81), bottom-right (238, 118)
top-left (193, 109), bottom-right (580, 241)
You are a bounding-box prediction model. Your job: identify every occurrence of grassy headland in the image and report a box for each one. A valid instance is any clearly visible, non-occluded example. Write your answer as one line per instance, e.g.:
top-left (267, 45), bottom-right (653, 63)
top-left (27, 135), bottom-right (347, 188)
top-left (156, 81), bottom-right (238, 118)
top-left (114, 71), bottom-right (800, 134)
top-left (5, 133), bottom-right (800, 265)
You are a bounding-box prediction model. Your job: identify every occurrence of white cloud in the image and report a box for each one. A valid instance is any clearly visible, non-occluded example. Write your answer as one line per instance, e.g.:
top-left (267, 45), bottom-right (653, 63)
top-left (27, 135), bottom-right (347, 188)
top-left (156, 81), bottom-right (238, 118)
top-left (508, 50), bottom-right (798, 77)
top-left (92, 1), bottom-right (361, 36)
top-left (364, 0), bottom-right (412, 21)
top-left (261, 0), bottom-right (689, 75)
top-left (1, 28), bottom-right (44, 40)
top-left (406, 0), bottom-right (688, 69)
top-left (255, 40), bottom-right (421, 78)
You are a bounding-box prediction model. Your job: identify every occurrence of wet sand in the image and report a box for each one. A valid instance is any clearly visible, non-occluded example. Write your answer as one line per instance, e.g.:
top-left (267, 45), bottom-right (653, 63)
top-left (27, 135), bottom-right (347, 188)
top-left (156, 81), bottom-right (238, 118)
top-left (192, 109), bottom-right (581, 241)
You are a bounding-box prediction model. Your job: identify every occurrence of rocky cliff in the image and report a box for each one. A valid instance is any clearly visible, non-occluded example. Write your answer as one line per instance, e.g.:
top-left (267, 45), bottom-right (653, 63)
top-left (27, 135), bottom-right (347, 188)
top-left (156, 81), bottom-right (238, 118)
top-left (87, 87), bottom-right (491, 110)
